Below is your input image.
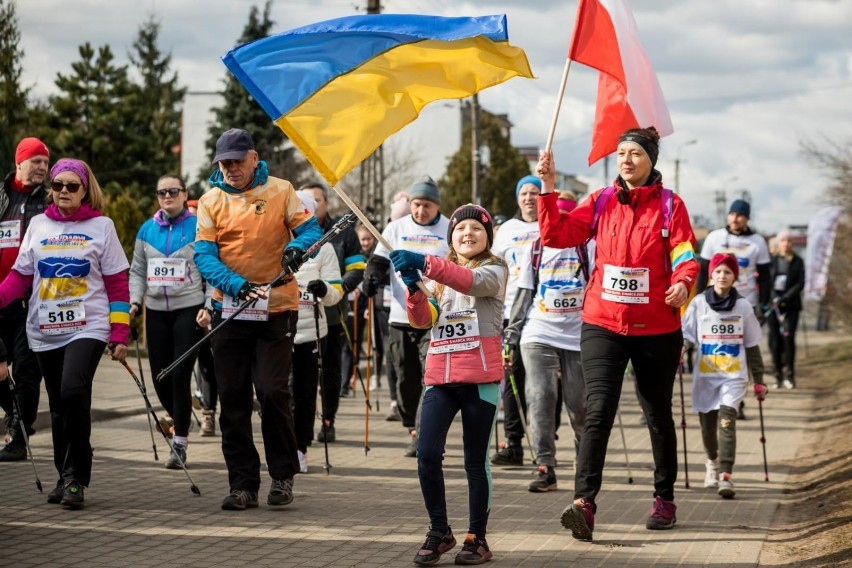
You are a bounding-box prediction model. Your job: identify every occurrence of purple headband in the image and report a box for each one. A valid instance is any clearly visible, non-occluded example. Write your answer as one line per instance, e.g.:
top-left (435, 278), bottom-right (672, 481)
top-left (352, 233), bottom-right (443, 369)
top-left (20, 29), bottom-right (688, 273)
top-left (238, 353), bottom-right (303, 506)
top-left (50, 159), bottom-right (89, 189)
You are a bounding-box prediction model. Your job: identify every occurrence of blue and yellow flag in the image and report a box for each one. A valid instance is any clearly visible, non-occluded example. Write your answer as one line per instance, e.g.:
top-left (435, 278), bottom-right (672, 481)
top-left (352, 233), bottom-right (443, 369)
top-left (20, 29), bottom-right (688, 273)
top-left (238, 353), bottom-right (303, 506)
top-left (222, 14), bottom-right (534, 185)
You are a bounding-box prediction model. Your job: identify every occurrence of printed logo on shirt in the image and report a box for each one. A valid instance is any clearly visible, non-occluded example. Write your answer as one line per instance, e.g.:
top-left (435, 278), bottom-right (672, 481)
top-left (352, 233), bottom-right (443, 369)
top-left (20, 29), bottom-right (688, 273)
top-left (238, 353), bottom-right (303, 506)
top-left (510, 231), bottom-right (539, 247)
top-left (40, 233), bottom-right (92, 250)
top-left (36, 257), bottom-right (91, 300)
top-left (253, 199), bottom-right (267, 215)
top-left (400, 234), bottom-right (445, 248)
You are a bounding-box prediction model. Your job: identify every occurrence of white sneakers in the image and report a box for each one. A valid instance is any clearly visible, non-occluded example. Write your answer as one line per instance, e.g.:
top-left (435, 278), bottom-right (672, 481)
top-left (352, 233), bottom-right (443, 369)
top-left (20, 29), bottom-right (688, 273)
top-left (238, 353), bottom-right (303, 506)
top-left (297, 450), bottom-right (308, 474)
top-left (704, 459), bottom-right (719, 488)
top-left (718, 473), bottom-right (736, 498)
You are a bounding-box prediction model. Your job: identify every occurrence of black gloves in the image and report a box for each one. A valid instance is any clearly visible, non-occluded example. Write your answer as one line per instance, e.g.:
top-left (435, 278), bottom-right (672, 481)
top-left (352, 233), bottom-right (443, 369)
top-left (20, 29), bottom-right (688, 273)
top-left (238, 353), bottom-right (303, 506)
top-left (363, 275), bottom-right (380, 297)
top-left (306, 279), bottom-right (328, 298)
top-left (281, 246), bottom-right (304, 274)
top-left (237, 281), bottom-right (263, 301)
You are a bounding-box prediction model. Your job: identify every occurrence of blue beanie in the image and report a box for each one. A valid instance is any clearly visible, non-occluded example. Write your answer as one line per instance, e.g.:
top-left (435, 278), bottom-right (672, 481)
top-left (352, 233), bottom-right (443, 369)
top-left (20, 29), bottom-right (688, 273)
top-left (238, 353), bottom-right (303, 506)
top-left (729, 199), bottom-right (751, 218)
top-left (515, 175), bottom-right (542, 196)
top-left (409, 176), bottom-right (440, 204)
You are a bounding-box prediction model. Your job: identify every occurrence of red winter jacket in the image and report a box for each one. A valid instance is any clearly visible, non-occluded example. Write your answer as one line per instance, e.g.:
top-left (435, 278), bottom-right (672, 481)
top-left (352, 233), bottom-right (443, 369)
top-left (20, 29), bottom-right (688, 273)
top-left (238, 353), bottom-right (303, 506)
top-left (538, 176), bottom-right (699, 336)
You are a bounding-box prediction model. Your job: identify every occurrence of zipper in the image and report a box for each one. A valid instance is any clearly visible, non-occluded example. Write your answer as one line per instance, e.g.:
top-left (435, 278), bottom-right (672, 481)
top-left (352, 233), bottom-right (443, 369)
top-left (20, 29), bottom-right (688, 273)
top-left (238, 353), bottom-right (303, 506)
top-left (163, 224), bottom-right (173, 309)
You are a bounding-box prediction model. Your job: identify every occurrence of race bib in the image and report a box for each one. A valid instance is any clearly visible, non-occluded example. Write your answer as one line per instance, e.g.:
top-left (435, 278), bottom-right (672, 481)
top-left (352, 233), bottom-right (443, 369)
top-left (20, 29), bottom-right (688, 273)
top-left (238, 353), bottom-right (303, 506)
top-left (0, 220), bottom-right (21, 249)
top-left (699, 313), bottom-right (744, 343)
top-left (698, 313), bottom-right (744, 376)
top-left (222, 293), bottom-right (269, 321)
top-left (429, 309), bottom-right (481, 354)
top-left (298, 284), bottom-right (314, 309)
top-left (38, 299), bottom-right (87, 335)
top-left (773, 274), bottom-right (787, 292)
top-left (542, 287), bottom-right (583, 314)
top-left (147, 258), bottom-right (187, 286)
top-left (602, 265), bottom-right (650, 304)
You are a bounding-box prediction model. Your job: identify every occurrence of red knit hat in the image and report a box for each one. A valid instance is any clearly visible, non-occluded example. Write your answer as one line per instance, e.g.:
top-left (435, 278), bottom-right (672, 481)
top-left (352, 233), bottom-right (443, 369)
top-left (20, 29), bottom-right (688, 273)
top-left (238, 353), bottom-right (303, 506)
top-left (15, 137), bottom-right (49, 165)
top-left (709, 253), bottom-right (739, 281)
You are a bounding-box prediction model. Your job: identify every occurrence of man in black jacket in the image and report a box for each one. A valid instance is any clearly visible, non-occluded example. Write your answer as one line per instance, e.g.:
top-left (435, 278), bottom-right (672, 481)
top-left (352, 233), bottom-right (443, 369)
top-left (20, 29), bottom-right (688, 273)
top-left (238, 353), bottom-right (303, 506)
top-left (0, 137), bottom-right (49, 461)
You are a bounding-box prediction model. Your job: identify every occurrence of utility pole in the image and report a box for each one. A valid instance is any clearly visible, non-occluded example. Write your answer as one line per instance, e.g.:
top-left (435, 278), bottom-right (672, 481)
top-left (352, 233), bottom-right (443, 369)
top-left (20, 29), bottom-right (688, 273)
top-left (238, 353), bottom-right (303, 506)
top-left (674, 139), bottom-right (697, 194)
top-left (358, 0), bottom-right (384, 219)
top-left (715, 190), bottom-right (727, 228)
top-left (471, 94), bottom-right (481, 205)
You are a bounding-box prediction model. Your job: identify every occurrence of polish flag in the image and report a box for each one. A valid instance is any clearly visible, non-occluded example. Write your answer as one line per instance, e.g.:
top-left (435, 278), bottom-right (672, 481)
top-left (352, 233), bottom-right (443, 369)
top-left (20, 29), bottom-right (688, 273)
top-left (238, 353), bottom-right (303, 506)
top-left (569, 0), bottom-right (673, 165)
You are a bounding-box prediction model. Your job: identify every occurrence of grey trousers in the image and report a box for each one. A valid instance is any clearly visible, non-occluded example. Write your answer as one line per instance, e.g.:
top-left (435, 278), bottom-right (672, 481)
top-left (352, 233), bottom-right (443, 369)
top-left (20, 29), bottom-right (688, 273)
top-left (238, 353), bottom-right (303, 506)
top-left (699, 405), bottom-right (738, 474)
top-left (521, 342), bottom-right (586, 468)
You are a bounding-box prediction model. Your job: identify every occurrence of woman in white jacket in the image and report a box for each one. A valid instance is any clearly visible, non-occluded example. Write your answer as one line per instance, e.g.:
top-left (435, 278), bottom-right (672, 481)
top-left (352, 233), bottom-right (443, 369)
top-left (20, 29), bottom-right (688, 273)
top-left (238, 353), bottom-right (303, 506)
top-left (291, 191), bottom-right (343, 473)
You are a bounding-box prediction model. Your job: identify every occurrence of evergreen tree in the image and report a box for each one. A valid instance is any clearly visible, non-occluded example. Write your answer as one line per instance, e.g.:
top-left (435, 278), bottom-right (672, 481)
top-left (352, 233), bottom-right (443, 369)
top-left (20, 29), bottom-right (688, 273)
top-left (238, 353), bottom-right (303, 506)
top-left (203, 1), bottom-right (308, 187)
top-left (440, 109), bottom-right (531, 217)
top-left (102, 186), bottom-right (148, 262)
top-left (0, 0), bottom-right (30, 172)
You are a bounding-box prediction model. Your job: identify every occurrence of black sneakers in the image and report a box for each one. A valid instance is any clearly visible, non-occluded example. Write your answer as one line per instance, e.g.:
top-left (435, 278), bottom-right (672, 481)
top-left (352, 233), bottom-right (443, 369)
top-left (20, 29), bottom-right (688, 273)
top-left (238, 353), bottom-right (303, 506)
top-left (0, 442), bottom-right (27, 462)
top-left (60, 480), bottom-right (84, 510)
top-left (221, 489), bottom-right (259, 511)
top-left (490, 443), bottom-right (522, 466)
top-left (413, 528), bottom-right (456, 566)
top-left (528, 465), bottom-right (557, 492)
top-left (268, 477), bottom-right (294, 507)
top-left (47, 480), bottom-right (64, 504)
top-left (316, 423), bottom-right (336, 443)
top-left (454, 533), bottom-right (492, 565)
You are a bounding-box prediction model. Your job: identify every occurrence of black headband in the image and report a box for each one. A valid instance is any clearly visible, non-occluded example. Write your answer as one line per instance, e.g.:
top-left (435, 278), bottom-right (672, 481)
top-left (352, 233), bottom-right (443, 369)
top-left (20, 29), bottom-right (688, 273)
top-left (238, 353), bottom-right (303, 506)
top-left (618, 133), bottom-right (659, 167)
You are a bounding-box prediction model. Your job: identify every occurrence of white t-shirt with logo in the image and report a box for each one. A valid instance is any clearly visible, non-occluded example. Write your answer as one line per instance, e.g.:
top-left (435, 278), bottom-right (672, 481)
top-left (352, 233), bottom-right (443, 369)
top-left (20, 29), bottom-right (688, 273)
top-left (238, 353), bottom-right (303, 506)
top-left (13, 214), bottom-right (130, 351)
top-left (491, 218), bottom-right (539, 320)
top-left (700, 229), bottom-right (770, 307)
top-left (373, 214), bottom-right (450, 325)
top-left (516, 242), bottom-right (593, 352)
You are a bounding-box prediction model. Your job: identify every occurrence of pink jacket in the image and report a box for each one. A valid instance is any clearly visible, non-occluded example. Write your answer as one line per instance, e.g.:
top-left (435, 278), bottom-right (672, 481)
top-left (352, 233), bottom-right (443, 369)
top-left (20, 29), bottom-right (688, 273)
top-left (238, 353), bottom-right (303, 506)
top-left (407, 255), bottom-right (507, 386)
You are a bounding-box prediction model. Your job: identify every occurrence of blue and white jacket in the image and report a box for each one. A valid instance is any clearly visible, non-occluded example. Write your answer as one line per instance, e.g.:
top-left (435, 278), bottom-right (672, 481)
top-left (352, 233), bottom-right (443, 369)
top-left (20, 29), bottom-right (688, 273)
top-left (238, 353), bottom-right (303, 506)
top-left (129, 208), bottom-right (205, 312)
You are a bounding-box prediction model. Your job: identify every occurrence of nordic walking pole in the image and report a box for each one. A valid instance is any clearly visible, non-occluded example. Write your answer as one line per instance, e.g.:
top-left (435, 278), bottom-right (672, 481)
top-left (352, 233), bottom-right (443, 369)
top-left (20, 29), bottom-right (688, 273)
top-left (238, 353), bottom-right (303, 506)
top-left (339, 313), bottom-right (373, 411)
top-left (131, 324), bottom-right (159, 461)
top-left (616, 409), bottom-right (634, 484)
top-left (677, 357), bottom-right (690, 489)
top-left (7, 370), bottom-right (42, 493)
top-left (368, 296), bottom-right (381, 412)
top-left (503, 345), bottom-right (535, 463)
top-left (120, 361), bottom-right (201, 495)
top-left (350, 290), bottom-right (359, 397)
top-left (364, 294), bottom-right (372, 455)
top-left (157, 212), bottom-right (358, 381)
top-left (313, 294), bottom-right (332, 474)
top-left (758, 397), bottom-right (769, 482)
top-left (330, 186), bottom-right (432, 298)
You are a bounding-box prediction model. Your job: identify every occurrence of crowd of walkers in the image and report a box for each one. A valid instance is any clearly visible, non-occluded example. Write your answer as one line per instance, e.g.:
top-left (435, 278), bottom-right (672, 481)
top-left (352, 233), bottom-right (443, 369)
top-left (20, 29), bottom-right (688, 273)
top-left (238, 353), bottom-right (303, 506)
top-left (0, 127), bottom-right (804, 565)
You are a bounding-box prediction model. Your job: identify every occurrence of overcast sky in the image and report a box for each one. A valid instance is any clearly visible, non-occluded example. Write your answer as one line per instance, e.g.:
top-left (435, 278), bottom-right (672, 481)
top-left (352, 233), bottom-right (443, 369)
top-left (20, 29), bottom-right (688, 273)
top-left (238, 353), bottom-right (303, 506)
top-left (16, 0), bottom-right (852, 232)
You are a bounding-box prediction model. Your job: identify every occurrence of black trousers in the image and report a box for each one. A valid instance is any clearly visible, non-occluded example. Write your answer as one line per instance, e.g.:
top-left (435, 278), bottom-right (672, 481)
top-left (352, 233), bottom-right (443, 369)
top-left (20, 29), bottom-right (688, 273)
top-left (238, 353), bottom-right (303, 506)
top-left (0, 301), bottom-right (41, 444)
top-left (322, 323), bottom-right (344, 424)
top-left (146, 305), bottom-right (203, 438)
top-left (388, 324), bottom-right (429, 430)
top-left (501, 353), bottom-right (527, 444)
top-left (291, 338), bottom-right (325, 453)
top-left (575, 324), bottom-right (681, 505)
top-left (195, 340), bottom-right (217, 412)
top-left (37, 338), bottom-right (105, 487)
top-left (211, 311), bottom-right (299, 491)
top-left (767, 308), bottom-right (800, 385)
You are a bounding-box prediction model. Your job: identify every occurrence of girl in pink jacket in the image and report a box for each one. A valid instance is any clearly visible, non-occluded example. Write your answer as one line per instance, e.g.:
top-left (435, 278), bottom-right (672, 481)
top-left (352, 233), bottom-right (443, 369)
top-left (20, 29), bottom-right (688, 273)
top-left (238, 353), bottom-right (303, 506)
top-left (389, 204), bottom-right (507, 566)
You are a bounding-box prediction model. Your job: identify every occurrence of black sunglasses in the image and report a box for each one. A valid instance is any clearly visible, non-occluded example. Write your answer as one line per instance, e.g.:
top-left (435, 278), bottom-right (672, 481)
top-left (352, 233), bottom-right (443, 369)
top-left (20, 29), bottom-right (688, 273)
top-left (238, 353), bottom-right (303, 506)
top-left (50, 181), bottom-right (83, 193)
top-left (155, 187), bottom-right (184, 198)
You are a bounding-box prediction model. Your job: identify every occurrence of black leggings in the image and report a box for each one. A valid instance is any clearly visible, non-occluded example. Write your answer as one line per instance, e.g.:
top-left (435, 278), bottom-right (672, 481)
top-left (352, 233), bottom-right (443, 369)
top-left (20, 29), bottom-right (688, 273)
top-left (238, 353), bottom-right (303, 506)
top-left (38, 338), bottom-right (105, 487)
top-left (575, 324), bottom-right (682, 505)
top-left (291, 338), bottom-right (325, 453)
top-left (145, 305), bottom-right (203, 438)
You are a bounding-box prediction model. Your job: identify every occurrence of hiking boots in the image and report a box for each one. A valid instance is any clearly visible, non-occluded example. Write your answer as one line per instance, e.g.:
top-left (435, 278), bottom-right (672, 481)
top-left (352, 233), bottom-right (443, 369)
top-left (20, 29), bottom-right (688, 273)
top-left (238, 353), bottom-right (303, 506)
top-left (413, 528), bottom-right (456, 566)
top-left (490, 442), bottom-right (522, 466)
top-left (47, 480), bottom-right (64, 504)
top-left (704, 458), bottom-right (719, 488)
top-left (646, 496), bottom-right (677, 530)
top-left (454, 534), bottom-right (492, 565)
top-left (718, 473), bottom-right (736, 499)
top-left (60, 480), bottom-right (85, 510)
top-left (560, 498), bottom-right (595, 541)
top-left (528, 465), bottom-right (557, 493)
top-left (268, 477), bottom-right (294, 507)
top-left (221, 489), bottom-right (259, 511)
top-left (200, 410), bottom-right (216, 437)
top-left (165, 443), bottom-right (187, 470)
top-left (0, 442), bottom-right (27, 462)
top-left (297, 450), bottom-right (308, 473)
top-left (316, 423), bottom-right (336, 443)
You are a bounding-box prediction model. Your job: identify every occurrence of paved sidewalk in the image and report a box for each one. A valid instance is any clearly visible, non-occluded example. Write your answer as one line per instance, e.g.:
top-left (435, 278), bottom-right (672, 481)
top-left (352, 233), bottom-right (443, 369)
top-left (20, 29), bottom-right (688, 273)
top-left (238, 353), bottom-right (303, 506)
top-left (0, 339), bottom-right (826, 567)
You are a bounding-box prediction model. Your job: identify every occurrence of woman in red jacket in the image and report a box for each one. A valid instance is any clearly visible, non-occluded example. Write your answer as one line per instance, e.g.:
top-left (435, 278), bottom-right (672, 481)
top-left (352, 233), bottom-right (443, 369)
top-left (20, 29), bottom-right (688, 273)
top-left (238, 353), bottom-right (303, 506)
top-left (536, 127), bottom-right (699, 541)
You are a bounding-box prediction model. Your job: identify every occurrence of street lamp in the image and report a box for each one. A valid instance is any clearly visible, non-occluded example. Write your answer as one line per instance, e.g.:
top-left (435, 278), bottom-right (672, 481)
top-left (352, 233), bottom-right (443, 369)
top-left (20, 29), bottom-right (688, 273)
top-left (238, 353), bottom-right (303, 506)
top-left (674, 139), bottom-right (698, 194)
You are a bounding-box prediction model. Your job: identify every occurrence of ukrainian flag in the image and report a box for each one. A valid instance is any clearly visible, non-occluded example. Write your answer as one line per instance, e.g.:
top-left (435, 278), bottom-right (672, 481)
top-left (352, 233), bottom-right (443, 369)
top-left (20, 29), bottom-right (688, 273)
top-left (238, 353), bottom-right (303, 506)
top-left (222, 14), bottom-right (533, 185)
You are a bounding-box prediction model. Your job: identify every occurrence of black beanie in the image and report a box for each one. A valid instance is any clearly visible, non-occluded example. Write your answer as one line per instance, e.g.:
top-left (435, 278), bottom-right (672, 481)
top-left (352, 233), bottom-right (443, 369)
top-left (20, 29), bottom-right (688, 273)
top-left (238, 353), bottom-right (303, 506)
top-left (448, 204), bottom-right (494, 248)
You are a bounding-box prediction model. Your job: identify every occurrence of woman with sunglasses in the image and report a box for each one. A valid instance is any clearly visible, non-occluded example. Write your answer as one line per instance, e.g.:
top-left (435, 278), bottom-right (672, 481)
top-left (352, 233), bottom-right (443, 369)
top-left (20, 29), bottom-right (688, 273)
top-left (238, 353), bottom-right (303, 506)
top-left (0, 158), bottom-right (131, 509)
top-left (128, 175), bottom-right (206, 470)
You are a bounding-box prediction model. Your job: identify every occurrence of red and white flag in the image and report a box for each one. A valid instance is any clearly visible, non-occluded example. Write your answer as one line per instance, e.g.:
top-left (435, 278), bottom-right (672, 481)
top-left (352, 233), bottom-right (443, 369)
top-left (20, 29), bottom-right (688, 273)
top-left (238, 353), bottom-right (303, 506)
top-left (569, 0), bottom-right (673, 165)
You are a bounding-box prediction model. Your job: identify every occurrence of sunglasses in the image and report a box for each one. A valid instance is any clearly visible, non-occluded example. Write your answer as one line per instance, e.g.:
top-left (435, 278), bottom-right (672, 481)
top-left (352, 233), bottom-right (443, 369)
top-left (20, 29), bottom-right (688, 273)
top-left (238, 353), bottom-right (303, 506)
top-left (50, 181), bottom-right (83, 193)
top-left (155, 187), bottom-right (184, 198)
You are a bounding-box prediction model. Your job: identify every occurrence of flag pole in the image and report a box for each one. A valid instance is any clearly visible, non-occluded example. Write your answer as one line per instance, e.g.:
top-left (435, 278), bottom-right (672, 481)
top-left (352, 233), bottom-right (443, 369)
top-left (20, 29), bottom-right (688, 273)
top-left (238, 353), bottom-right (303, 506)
top-left (330, 185), bottom-right (432, 297)
top-left (544, 58), bottom-right (573, 153)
